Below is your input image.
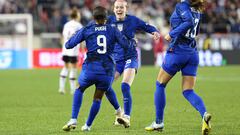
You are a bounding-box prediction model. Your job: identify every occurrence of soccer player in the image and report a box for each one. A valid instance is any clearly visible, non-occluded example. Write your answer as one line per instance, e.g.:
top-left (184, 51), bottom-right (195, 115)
top-left (59, 8), bottom-right (83, 94)
top-left (105, 0), bottom-right (160, 128)
top-left (145, 0), bottom-right (212, 135)
top-left (62, 6), bottom-right (131, 132)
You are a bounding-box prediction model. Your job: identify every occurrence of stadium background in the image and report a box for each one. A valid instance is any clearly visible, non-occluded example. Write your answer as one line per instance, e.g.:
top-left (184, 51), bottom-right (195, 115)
top-left (0, 0), bottom-right (239, 69)
top-left (0, 0), bottom-right (240, 135)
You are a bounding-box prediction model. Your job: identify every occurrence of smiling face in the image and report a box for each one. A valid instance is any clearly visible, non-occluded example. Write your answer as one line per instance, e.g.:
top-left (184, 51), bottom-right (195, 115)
top-left (113, 0), bottom-right (127, 21)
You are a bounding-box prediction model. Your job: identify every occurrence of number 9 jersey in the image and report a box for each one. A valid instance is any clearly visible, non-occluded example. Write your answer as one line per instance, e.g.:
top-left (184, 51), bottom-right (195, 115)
top-left (65, 23), bottom-right (130, 77)
top-left (168, 0), bottom-right (201, 54)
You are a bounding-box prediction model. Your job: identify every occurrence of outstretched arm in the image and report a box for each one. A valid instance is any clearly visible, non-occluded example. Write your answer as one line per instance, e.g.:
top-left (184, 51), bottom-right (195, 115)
top-left (168, 3), bottom-right (194, 39)
top-left (136, 17), bottom-right (160, 40)
top-left (65, 28), bottom-right (85, 49)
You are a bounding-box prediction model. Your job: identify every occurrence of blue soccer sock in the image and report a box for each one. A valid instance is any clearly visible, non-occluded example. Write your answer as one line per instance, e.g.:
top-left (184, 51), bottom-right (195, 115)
top-left (121, 82), bottom-right (132, 116)
top-left (105, 87), bottom-right (120, 110)
top-left (183, 89), bottom-right (206, 118)
top-left (71, 88), bottom-right (83, 119)
top-left (154, 81), bottom-right (166, 124)
top-left (86, 100), bottom-right (101, 126)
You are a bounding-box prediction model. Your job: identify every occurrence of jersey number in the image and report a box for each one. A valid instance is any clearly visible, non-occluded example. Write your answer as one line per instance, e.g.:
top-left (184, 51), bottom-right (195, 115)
top-left (97, 35), bottom-right (107, 54)
top-left (185, 18), bottom-right (199, 38)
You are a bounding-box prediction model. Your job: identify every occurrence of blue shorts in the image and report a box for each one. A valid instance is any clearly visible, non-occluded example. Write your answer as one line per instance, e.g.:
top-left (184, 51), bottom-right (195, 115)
top-left (78, 70), bottom-right (114, 91)
top-left (115, 58), bottom-right (138, 75)
top-left (162, 52), bottom-right (199, 76)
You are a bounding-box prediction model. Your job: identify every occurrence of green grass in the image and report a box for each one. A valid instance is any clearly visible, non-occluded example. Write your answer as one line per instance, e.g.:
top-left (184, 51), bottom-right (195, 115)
top-left (0, 66), bottom-right (240, 135)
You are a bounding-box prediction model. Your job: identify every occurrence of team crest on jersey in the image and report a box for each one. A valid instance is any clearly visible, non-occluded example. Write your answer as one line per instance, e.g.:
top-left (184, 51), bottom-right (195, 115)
top-left (117, 24), bottom-right (123, 31)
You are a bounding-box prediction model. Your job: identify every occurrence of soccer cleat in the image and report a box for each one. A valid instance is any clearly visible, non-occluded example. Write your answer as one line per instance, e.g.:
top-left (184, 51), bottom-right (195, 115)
top-left (62, 119), bottom-right (77, 131)
top-left (114, 117), bottom-right (121, 126)
top-left (202, 112), bottom-right (212, 135)
top-left (117, 115), bottom-right (130, 128)
top-left (145, 121), bottom-right (164, 131)
top-left (114, 109), bottom-right (123, 126)
top-left (81, 124), bottom-right (91, 131)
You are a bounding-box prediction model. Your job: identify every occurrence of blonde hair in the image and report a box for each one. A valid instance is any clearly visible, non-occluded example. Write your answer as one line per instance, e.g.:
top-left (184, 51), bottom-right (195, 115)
top-left (189, 0), bottom-right (206, 12)
top-left (70, 7), bottom-right (80, 20)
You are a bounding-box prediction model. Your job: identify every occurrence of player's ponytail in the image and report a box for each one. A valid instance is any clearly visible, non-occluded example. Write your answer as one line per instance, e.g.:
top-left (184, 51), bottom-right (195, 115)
top-left (190, 0), bottom-right (206, 12)
top-left (70, 7), bottom-right (80, 20)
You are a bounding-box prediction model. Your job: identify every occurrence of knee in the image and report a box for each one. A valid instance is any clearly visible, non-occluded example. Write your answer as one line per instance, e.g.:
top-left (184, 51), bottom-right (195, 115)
top-left (156, 81), bottom-right (166, 88)
top-left (121, 82), bottom-right (130, 91)
top-left (77, 86), bottom-right (85, 93)
top-left (182, 89), bottom-right (194, 98)
top-left (94, 90), bottom-right (105, 100)
top-left (60, 67), bottom-right (68, 77)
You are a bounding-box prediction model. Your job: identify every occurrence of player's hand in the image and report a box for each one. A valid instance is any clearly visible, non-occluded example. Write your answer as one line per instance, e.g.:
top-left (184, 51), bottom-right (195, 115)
top-left (152, 32), bottom-right (160, 40)
top-left (164, 34), bottom-right (172, 42)
top-left (133, 37), bottom-right (138, 44)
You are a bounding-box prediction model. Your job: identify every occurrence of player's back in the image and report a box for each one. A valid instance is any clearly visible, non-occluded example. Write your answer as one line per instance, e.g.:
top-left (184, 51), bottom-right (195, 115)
top-left (169, 2), bottom-right (201, 54)
top-left (66, 23), bottom-right (129, 76)
top-left (84, 24), bottom-right (122, 75)
top-left (62, 20), bottom-right (83, 56)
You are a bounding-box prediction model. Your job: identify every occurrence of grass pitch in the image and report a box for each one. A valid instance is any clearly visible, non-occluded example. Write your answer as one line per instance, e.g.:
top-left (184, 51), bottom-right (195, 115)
top-left (0, 66), bottom-right (240, 135)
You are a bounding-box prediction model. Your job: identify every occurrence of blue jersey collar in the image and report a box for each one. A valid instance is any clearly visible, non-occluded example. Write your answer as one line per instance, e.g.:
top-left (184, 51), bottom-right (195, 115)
top-left (112, 14), bottom-right (129, 22)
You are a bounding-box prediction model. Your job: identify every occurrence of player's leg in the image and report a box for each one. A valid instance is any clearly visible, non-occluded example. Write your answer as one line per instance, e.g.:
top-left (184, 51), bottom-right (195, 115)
top-left (146, 52), bottom-right (179, 131)
top-left (69, 57), bottom-right (78, 94)
top-left (59, 56), bottom-right (69, 94)
top-left (181, 53), bottom-right (211, 135)
top-left (116, 58), bottom-right (138, 128)
top-left (82, 75), bottom-right (113, 131)
top-left (63, 71), bottom-right (92, 131)
top-left (105, 74), bottom-right (123, 126)
top-left (182, 76), bottom-right (211, 135)
top-left (106, 71), bottom-right (122, 111)
top-left (81, 89), bottom-right (105, 131)
top-left (62, 87), bottom-right (85, 131)
top-left (117, 67), bottom-right (135, 128)
top-left (105, 61), bottom-right (124, 125)
top-left (145, 68), bottom-right (172, 131)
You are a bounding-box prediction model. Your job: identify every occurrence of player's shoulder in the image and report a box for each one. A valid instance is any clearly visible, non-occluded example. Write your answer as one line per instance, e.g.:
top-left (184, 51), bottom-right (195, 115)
top-left (85, 21), bottom-right (95, 29)
top-left (64, 20), bottom-right (82, 28)
top-left (103, 24), bottom-right (116, 34)
top-left (126, 14), bottom-right (138, 20)
top-left (107, 15), bottom-right (116, 23)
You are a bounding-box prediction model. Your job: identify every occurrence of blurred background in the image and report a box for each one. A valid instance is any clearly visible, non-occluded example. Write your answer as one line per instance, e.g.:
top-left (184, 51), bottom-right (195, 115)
top-left (0, 0), bottom-right (239, 69)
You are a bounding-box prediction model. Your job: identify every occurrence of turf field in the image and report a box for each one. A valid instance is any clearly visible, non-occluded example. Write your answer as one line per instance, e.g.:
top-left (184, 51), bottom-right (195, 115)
top-left (0, 66), bottom-right (240, 135)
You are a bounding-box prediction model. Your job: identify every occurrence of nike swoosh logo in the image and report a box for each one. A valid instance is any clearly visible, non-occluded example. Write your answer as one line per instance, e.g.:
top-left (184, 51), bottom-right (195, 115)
top-left (181, 11), bottom-right (186, 16)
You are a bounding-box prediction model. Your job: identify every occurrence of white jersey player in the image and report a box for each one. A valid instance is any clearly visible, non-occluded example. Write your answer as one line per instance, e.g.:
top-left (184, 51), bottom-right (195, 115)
top-left (59, 8), bottom-right (83, 94)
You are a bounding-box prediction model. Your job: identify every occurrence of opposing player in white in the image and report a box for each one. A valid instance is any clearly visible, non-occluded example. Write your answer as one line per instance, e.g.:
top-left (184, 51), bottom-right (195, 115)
top-left (59, 8), bottom-right (83, 94)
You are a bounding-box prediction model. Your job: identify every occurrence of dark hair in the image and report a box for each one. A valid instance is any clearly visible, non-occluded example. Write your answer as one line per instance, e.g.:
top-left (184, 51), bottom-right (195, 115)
top-left (190, 0), bottom-right (206, 12)
top-left (70, 7), bottom-right (79, 19)
top-left (93, 6), bottom-right (107, 24)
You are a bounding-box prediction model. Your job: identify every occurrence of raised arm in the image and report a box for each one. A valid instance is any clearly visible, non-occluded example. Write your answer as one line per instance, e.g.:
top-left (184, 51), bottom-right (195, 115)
top-left (169, 3), bottom-right (194, 38)
top-left (135, 17), bottom-right (160, 40)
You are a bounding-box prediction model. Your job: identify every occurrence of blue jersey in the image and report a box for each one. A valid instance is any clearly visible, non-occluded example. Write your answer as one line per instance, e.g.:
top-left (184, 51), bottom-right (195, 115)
top-left (169, 0), bottom-right (201, 54)
top-left (107, 14), bottom-right (158, 61)
top-left (65, 23), bottom-right (129, 76)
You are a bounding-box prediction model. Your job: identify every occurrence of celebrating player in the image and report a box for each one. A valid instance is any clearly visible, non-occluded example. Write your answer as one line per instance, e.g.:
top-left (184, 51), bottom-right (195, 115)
top-left (104, 0), bottom-right (160, 128)
top-left (145, 0), bottom-right (212, 135)
top-left (59, 8), bottom-right (83, 94)
top-left (62, 6), bottom-right (131, 132)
